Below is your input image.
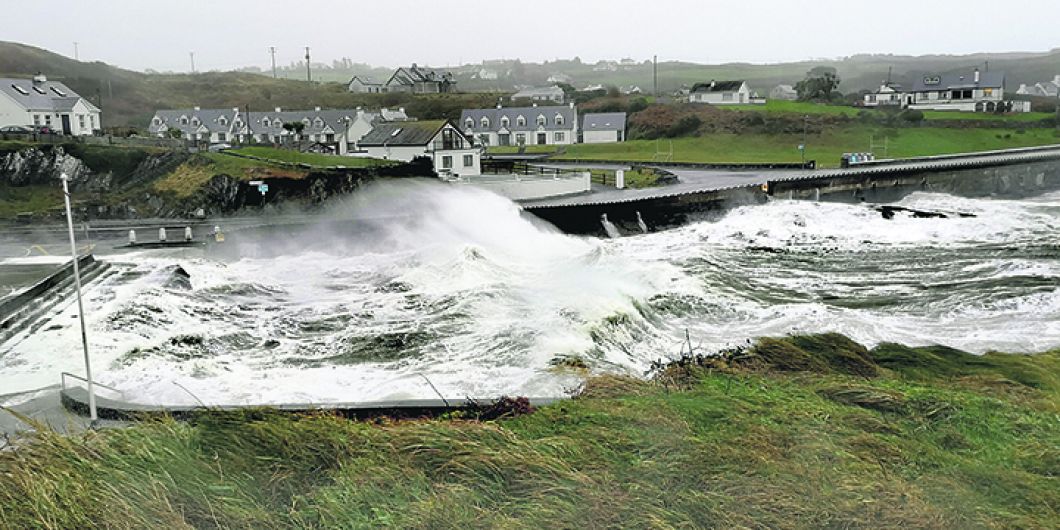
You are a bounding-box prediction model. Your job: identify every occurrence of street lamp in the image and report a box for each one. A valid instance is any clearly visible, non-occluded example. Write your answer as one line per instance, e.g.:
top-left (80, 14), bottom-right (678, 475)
top-left (60, 173), bottom-right (97, 422)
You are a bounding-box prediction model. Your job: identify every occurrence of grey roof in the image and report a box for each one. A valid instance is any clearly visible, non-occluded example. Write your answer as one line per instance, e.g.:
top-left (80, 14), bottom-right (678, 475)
top-left (910, 71), bottom-right (1005, 92)
top-left (348, 76), bottom-right (381, 86)
top-left (691, 80), bottom-right (746, 93)
top-left (582, 112), bottom-right (626, 132)
top-left (512, 86), bottom-right (564, 99)
top-left (147, 107), bottom-right (390, 136)
top-left (460, 105), bottom-right (576, 133)
top-left (359, 120), bottom-right (453, 146)
top-left (0, 77), bottom-right (98, 112)
top-left (387, 65), bottom-right (455, 87)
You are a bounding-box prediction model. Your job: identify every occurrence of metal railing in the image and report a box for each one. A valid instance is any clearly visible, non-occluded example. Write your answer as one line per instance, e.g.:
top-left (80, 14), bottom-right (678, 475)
top-left (60, 372), bottom-right (124, 397)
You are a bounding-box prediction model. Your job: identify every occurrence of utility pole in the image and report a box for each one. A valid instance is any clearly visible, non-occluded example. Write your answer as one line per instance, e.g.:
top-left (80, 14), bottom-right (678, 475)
top-left (653, 55), bottom-right (658, 98)
top-left (304, 46), bottom-right (311, 83)
top-left (269, 46), bottom-right (277, 78)
top-left (61, 173), bottom-right (97, 423)
top-left (801, 115), bottom-right (808, 167)
top-left (244, 104), bottom-right (251, 143)
top-left (73, 41), bottom-right (79, 61)
top-left (189, 51), bottom-right (196, 74)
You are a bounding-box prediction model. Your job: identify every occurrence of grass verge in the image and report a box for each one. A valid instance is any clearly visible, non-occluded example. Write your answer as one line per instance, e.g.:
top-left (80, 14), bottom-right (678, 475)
top-left (1, 334), bottom-right (1057, 528)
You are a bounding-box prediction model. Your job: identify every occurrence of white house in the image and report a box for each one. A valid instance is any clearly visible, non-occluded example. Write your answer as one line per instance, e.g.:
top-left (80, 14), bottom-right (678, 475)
top-left (863, 83), bottom-right (904, 107)
top-left (147, 106), bottom-right (409, 153)
top-left (547, 73), bottom-right (572, 84)
top-left (476, 68), bottom-right (499, 81)
top-left (0, 74), bottom-right (101, 135)
top-left (359, 120), bottom-right (481, 177)
top-left (689, 80), bottom-right (752, 105)
top-left (347, 76), bottom-right (383, 93)
top-left (1016, 76), bottom-right (1060, 98)
top-left (907, 70), bottom-right (1029, 113)
top-left (384, 64), bottom-right (456, 93)
top-left (512, 86), bottom-right (565, 104)
top-left (581, 112), bottom-right (626, 144)
top-left (460, 103), bottom-right (578, 147)
top-left (770, 84), bottom-right (797, 101)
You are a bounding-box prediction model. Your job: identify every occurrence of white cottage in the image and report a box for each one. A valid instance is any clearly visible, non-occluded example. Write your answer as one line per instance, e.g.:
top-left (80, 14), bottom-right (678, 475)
top-left (358, 120), bottom-right (481, 177)
top-left (460, 103), bottom-right (578, 147)
top-left (689, 80), bottom-right (752, 105)
top-left (581, 112), bottom-right (626, 144)
top-left (907, 70), bottom-right (1029, 113)
top-left (0, 74), bottom-right (101, 135)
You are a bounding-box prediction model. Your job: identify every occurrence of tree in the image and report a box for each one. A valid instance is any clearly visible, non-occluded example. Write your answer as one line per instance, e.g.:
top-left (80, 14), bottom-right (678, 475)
top-left (795, 66), bottom-right (841, 102)
top-left (282, 121), bottom-right (306, 139)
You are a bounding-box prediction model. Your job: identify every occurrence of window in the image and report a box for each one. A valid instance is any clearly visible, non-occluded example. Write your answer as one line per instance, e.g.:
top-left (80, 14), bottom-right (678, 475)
top-left (477, 134), bottom-right (490, 146)
top-left (555, 115), bottom-right (564, 126)
top-left (326, 133), bottom-right (335, 142)
top-left (234, 120), bottom-right (242, 128)
top-left (722, 92), bottom-right (733, 101)
top-left (180, 116), bottom-right (189, 125)
top-left (33, 114), bottom-right (41, 125)
top-left (554, 132), bottom-right (565, 142)
top-left (191, 117), bottom-right (200, 126)
top-left (32, 86), bottom-right (47, 95)
top-left (50, 87), bottom-right (67, 97)
top-left (90, 116), bottom-right (96, 128)
top-left (11, 84), bottom-right (29, 95)
top-left (441, 155), bottom-right (453, 169)
top-left (480, 117), bottom-right (490, 128)
top-left (273, 135), bottom-right (281, 143)
top-left (218, 117), bottom-right (228, 126)
top-left (465, 117), bottom-right (474, 129)
top-left (262, 118), bottom-right (270, 127)
top-left (302, 118), bottom-right (311, 126)
top-left (78, 115), bottom-right (85, 129)
top-left (153, 117), bottom-right (162, 125)
top-left (536, 115), bottom-right (546, 126)
top-left (45, 115), bottom-right (52, 126)
top-left (500, 116), bottom-right (510, 128)
top-left (217, 132), bottom-right (226, 141)
top-left (463, 154), bottom-right (473, 167)
top-left (516, 115), bottom-right (526, 127)
top-left (983, 88), bottom-right (994, 97)
top-left (515, 133), bottom-right (526, 145)
top-left (314, 118), bottom-right (324, 127)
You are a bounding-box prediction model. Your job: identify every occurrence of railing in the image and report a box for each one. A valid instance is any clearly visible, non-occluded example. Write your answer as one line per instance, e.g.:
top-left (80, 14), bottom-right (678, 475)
top-left (60, 372), bottom-right (124, 398)
top-left (480, 160), bottom-right (571, 177)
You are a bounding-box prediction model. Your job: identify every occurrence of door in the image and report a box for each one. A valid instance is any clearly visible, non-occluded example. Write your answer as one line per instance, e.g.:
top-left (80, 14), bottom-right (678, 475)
top-left (61, 115), bottom-right (71, 135)
top-left (499, 134), bottom-right (510, 146)
top-left (536, 132), bottom-right (547, 145)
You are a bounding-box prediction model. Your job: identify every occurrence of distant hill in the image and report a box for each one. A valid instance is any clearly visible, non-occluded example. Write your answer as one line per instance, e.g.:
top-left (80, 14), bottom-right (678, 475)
top-left (1, 41), bottom-right (1057, 128)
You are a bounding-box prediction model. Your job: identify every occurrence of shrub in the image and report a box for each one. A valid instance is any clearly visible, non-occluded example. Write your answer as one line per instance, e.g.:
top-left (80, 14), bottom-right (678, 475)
top-left (898, 110), bottom-right (924, 124)
top-left (666, 115), bottom-right (702, 137)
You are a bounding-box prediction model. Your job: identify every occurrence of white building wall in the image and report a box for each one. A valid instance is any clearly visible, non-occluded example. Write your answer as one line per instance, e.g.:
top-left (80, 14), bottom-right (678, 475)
top-left (0, 93), bottom-right (31, 128)
top-left (689, 83), bottom-right (750, 105)
top-left (455, 172), bottom-right (591, 201)
top-left (582, 130), bottom-right (620, 143)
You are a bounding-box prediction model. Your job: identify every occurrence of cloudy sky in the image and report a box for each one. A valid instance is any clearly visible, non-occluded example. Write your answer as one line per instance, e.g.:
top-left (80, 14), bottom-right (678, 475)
top-left (4, 0), bottom-right (1058, 71)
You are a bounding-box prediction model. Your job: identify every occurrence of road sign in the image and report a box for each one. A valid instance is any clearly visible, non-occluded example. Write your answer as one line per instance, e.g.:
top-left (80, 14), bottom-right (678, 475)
top-left (258, 184), bottom-right (269, 194)
top-left (248, 180), bottom-right (264, 186)
top-left (798, 144), bottom-right (805, 151)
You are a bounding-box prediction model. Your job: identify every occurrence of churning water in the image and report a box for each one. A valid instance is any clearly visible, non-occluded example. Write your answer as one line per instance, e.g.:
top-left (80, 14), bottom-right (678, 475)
top-left (2, 180), bottom-right (1059, 405)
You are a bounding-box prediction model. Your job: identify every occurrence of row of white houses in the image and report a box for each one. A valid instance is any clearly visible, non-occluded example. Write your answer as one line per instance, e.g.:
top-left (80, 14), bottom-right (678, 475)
top-left (458, 103), bottom-right (626, 146)
top-left (0, 74), bottom-right (101, 135)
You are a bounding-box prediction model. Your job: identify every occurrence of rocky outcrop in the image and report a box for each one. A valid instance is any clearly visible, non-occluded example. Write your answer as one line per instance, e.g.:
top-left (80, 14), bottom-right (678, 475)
top-left (0, 146), bottom-right (90, 186)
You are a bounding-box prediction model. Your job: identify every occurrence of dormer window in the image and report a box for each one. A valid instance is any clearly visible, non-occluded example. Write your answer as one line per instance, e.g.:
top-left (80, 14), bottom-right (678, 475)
top-left (536, 115), bottom-right (546, 126)
top-left (261, 117), bottom-right (270, 127)
top-left (218, 117), bottom-right (228, 126)
top-left (152, 117), bottom-right (162, 126)
top-left (32, 86), bottom-right (47, 95)
top-left (555, 115), bottom-right (564, 126)
top-left (465, 117), bottom-right (474, 129)
top-left (481, 117), bottom-right (490, 128)
top-left (234, 120), bottom-right (242, 128)
top-left (49, 87), bottom-right (67, 97)
top-left (180, 116), bottom-right (189, 125)
top-left (314, 118), bottom-right (324, 127)
top-left (516, 115), bottom-right (526, 127)
top-left (11, 84), bottom-right (28, 95)
top-left (302, 118), bottom-right (311, 126)
top-left (500, 116), bottom-right (510, 128)
top-left (190, 117), bottom-right (200, 126)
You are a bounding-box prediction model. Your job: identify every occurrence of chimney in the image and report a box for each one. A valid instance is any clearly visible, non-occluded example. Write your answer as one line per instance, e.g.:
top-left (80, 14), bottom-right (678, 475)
top-left (32, 72), bottom-right (47, 85)
top-left (275, 107), bottom-right (282, 113)
top-left (398, 107), bottom-right (405, 114)
top-left (314, 106), bottom-right (321, 111)
top-left (232, 107), bottom-right (239, 113)
top-left (193, 106), bottom-right (201, 111)
top-left (569, 101), bottom-right (575, 109)
top-left (974, 68), bottom-right (981, 84)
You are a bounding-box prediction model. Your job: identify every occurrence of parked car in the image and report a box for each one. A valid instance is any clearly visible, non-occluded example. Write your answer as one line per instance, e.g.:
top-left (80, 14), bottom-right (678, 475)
top-left (207, 143), bottom-right (232, 152)
top-left (0, 125), bottom-right (33, 134)
top-left (29, 125), bottom-right (55, 134)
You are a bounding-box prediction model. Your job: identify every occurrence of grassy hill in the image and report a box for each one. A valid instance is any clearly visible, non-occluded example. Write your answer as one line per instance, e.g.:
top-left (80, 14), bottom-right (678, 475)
top-left (1, 334), bottom-right (1056, 528)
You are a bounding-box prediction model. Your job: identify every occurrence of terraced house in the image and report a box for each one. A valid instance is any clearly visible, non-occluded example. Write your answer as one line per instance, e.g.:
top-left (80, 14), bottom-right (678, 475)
top-left (0, 74), bottom-right (100, 135)
top-left (147, 107), bottom-right (408, 153)
top-left (460, 103), bottom-right (577, 147)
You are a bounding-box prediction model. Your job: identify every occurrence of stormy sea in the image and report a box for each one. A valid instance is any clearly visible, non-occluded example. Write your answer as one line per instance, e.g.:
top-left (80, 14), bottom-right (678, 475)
top-left (2, 181), bottom-right (1058, 406)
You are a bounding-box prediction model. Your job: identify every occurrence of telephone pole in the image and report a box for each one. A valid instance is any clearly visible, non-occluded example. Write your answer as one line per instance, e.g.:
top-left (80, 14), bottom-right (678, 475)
top-left (73, 41), bottom-right (79, 61)
top-left (269, 46), bottom-right (277, 78)
top-left (653, 55), bottom-right (658, 98)
top-left (189, 51), bottom-right (196, 73)
top-left (304, 46), bottom-right (311, 83)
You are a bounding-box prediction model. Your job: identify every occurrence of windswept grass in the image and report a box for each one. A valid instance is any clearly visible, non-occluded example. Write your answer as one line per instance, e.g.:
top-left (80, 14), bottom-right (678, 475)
top-left (1, 335), bottom-right (1057, 528)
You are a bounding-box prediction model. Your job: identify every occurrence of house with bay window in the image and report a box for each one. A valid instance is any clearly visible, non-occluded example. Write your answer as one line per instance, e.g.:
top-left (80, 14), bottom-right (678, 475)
top-left (0, 74), bottom-right (101, 135)
top-left (358, 120), bottom-right (481, 177)
top-left (459, 103), bottom-right (577, 147)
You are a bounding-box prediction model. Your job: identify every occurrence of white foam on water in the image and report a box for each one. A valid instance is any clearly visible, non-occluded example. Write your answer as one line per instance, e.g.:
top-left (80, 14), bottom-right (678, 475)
top-left (1, 184), bottom-right (1058, 405)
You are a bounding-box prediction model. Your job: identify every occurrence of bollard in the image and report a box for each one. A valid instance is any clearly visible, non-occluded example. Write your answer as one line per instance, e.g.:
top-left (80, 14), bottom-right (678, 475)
top-left (159, 227), bottom-right (167, 242)
top-left (184, 226), bottom-right (193, 242)
top-left (615, 169), bottom-right (625, 189)
top-left (129, 230), bottom-right (137, 245)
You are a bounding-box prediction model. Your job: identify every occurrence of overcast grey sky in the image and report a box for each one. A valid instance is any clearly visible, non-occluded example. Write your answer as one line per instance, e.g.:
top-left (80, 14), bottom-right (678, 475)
top-left (3, 0), bottom-right (1058, 72)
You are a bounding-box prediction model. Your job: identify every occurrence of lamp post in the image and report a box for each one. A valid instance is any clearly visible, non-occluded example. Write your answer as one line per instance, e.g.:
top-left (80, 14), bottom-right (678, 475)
top-left (60, 173), bottom-right (97, 422)
top-left (800, 115), bottom-right (809, 168)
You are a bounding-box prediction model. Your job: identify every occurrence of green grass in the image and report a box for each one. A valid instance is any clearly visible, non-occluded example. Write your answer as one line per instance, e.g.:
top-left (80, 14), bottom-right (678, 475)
top-left (0, 183), bottom-right (65, 218)
top-left (233, 146), bottom-right (393, 168)
top-left (920, 110), bottom-right (1056, 122)
top-left (725, 99), bottom-right (865, 116)
top-left (489, 127), bottom-right (1060, 167)
top-left (1, 334), bottom-right (1057, 528)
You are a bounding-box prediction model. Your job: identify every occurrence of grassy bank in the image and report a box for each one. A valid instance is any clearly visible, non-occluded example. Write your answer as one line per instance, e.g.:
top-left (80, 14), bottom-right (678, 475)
top-left (491, 126), bottom-right (1060, 167)
top-left (721, 99), bottom-right (1056, 123)
top-left (2, 334), bottom-right (1057, 528)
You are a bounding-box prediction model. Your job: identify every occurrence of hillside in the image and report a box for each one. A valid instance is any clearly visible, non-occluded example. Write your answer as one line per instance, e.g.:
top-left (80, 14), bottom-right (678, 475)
top-left (1, 334), bottom-right (1057, 528)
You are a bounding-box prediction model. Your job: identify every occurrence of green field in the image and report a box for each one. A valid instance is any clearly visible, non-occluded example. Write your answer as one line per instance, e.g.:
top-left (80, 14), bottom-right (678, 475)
top-left (2, 334), bottom-right (1057, 528)
top-left (725, 99), bottom-right (864, 116)
top-left (491, 127), bottom-right (1060, 167)
top-left (232, 146), bottom-right (393, 168)
top-left (719, 99), bottom-right (1056, 123)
